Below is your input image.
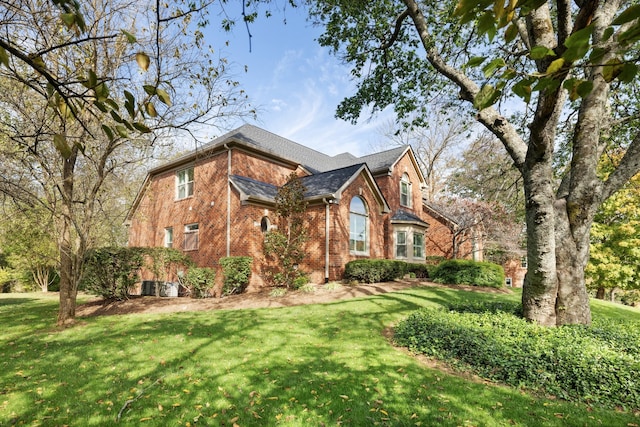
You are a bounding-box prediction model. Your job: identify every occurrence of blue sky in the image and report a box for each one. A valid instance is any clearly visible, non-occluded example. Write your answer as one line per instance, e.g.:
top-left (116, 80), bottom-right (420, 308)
top-left (205, 6), bottom-right (395, 157)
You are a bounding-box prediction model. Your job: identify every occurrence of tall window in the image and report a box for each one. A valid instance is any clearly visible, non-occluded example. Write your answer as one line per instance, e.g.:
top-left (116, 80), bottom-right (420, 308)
top-left (176, 167), bottom-right (194, 199)
top-left (396, 231), bottom-right (407, 258)
top-left (349, 196), bottom-right (368, 254)
top-left (164, 227), bottom-right (173, 248)
top-left (183, 223), bottom-right (199, 251)
top-left (400, 173), bottom-right (412, 207)
top-left (260, 216), bottom-right (270, 233)
top-left (413, 232), bottom-right (424, 259)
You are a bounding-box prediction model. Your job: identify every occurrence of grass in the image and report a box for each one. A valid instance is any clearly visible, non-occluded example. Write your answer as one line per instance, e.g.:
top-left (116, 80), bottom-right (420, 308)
top-left (1, 287), bottom-right (639, 426)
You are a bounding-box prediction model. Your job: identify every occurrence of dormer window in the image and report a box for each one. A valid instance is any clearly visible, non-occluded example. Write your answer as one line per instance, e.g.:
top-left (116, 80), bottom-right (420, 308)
top-left (400, 173), bottom-right (412, 207)
top-left (176, 167), bottom-right (194, 200)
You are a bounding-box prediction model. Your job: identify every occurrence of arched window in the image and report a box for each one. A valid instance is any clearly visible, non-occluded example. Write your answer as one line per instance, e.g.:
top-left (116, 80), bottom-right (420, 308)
top-left (260, 216), bottom-right (270, 233)
top-left (349, 196), bottom-right (368, 254)
top-left (400, 173), bottom-right (412, 207)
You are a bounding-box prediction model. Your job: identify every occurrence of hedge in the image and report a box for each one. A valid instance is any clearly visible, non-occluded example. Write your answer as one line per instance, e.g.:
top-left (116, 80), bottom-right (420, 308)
top-left (394, 303), bottom-right (640, 410)
top-left (431, 259), bottom-right (504, 288)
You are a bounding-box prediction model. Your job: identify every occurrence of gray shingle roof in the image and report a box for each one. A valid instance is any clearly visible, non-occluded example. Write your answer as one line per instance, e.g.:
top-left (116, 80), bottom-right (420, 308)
top-left (151, 124), bottom-right (412, 176)
top-left (391, 209), bottom-right (430, 227)
top-left (299, 164), bottom-right (365, 199)
top-left (230, 164), bottom-right (368, 204)
top-left (229, 175), bottom-right (279, 203)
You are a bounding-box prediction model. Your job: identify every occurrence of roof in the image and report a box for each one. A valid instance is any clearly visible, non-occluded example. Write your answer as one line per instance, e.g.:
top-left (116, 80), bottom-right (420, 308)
top-left (229, 163), bottom-right (390, 213)
top-left (391, 209), bottom-right (430, 228)
top-left (148, 124), bottom-right (420, 177)
top-left (422, 201), bottom-right (460, 228)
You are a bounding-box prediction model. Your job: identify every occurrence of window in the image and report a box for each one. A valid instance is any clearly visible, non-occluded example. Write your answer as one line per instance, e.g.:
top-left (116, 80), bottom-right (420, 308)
top-left (521, 256), bottom-right (528, 268)
top-left (349, 196), bottom-right (368, 254)
top-left (164, 227), bottom-right (173, 248)
top-left (505, 277), bottom-right (513, 287)
top-left (396, 231), bottom-right (407, 258)
top-left (413, 232), bottom-right (424, 259)
top-left (260, 216), bottom-right (270, 233)
top-left (400, 173), bottom-right (412, 207)
top-left (176, 167), bottom-right (194, 199)
top-left (183, 223), bottom-right (199, 251)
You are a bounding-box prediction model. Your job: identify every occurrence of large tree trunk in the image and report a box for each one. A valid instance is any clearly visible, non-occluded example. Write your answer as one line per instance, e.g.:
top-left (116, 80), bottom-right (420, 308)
top-left (57, 208), bottom-right (78, 324)
top-left (554, 199), bottom-right (592, 325)
top-left (521, 158), bottom-right (558, 326)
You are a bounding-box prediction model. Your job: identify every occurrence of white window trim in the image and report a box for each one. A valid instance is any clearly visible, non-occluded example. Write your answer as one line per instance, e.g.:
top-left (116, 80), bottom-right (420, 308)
top-left (164, 227), bottom-right (173, 248)
top-left (400, 174), bottom-right (412, 208)
top-left (396, 231), bottom-right (407, 258)
top-left (349, 196), bottom-right (369, 255)
top-left (183, 223), bottom-right (199, 251)
top-left (176, 167), bottom-right (194, 200)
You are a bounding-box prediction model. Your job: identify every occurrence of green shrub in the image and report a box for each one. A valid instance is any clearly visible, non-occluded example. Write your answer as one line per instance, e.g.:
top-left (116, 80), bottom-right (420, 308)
top-left (431, 259), bottom-right (504, 288)
top-left (219, 256), bottom-right (252, 296)
top-left (80, 247), bottom-right (146, 300)
top-left (425, 256), bottom-right (446, 266)
top-left (182, 267), bottom-right (216, 298)
top-left (343, 259), bottom-right (407, 283)
top-left (405, 262), bottom-right (430, 279)
top-left (394, 305), bottom-right (640, 410)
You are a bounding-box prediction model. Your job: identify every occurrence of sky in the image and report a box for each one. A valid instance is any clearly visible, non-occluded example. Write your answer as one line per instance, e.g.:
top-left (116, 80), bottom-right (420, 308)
top-left (203, 6), bottom-right (395, 157)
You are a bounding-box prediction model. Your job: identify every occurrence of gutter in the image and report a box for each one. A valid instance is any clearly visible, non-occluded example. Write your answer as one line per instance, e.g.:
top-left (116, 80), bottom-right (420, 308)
top-left (323, 198), bottom-right (331, 283)
top-left (225, 143), bottom-right (231, 257)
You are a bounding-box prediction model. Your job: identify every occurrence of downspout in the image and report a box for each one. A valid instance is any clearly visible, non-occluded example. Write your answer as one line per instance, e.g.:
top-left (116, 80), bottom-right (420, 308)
top-left (323, 198), bottom-right (331, 283)
top-left (225, 144), bottom-right (231, 257)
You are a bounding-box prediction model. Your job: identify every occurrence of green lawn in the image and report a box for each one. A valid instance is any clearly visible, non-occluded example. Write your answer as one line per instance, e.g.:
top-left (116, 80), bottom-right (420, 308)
top-left (1, 287), bottom-right (639, 426)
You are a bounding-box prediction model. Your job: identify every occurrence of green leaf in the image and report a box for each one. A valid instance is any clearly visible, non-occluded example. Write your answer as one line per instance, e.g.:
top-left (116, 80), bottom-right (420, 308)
top-left (0, 46), bottom-right (8, 67)
top-left (61, 13), bottom-right (75, 28)
top-left (122, 30), bottom-right (137, 43)
top-left (466, 56), bottom-right (487, 68)
top-left (576, 80), bottom-right (593, 98)
top-left (512, 79), bottom-right (532, 103)
top-left (143, 85), bottom-right (157, 96)
top-left (94, 82), bottom-right (109, 101)
top-left (482, 57), bottom-right (506, 78)
top-left (53, 134), bottom-right (72, 159)
top-left (156, 88), bottom-right (171, 106)
top-left (504, 23), bottom-right (519, 43)
top-left (618, 62), bottom-right (638, 83)
top-left (563, 25), bottom-right (594, 62)
top-left (110, 110), bottom-right (124, 123)
top-left (124, 90), bottom-right (135, 117)
top-left (612, 5), bottom-right (640, 26)
top-left (602, 59), bottom-right (623, 83)
top-left (618, 22), bottom-right (640, 46)
top-left (473, 84), bottom-right (501, 110)
top-left (545, 58), bottom-right (565, 75)
top-left (133, 122), bottom-right (151, 133)
top-left (477, 11), bottom-right (497, 40)
top-left (115, 125), bottom-right (129, 138)
top-left (530, 45), bottom-right (555, 60)
top-left (102, 125), bottom-right (114, 141)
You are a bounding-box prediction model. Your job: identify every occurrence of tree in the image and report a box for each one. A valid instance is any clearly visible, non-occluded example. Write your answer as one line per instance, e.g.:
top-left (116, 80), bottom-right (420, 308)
top-left (586, 156), bottom-right (640, 300)
top-left (447, 132), bottom-right (525, 221)
top-left (375, 111), bottom-right (467, 200)
top-left (263, 173), bottom-right (309, 289)
top-left (0, 202), bottom-right (58, 292)
top-left (307, 0), bottom-right (640, 325)
top-left (0, 0), bottom-right (253, 324)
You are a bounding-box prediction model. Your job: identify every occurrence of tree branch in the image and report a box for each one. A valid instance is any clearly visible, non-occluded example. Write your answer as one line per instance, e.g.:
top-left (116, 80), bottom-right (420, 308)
top-left (380, 8), bottom-right (410, 50)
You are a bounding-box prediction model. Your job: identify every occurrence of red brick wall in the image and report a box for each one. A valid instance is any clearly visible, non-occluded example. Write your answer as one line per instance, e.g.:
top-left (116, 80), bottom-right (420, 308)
top-left (128, 147), bottom-right (469, 289)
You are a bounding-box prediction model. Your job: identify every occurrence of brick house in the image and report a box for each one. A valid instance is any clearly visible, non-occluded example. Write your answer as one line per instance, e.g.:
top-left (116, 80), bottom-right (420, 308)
top-left (126, 124), bottom-right (474, 289)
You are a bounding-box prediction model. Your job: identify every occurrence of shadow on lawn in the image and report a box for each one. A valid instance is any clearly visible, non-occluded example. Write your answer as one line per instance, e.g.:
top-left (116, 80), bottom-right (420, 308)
top-left (1, 290), bottom-right (635, 426)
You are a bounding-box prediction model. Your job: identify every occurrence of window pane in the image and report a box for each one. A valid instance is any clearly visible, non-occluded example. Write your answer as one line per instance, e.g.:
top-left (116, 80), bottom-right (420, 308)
top-left (413, 233), bottom-right (424, 258)
top-left (396, 231), bottom-right (407, 258)
top-left (349, 197), bottom-right (368, 253)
